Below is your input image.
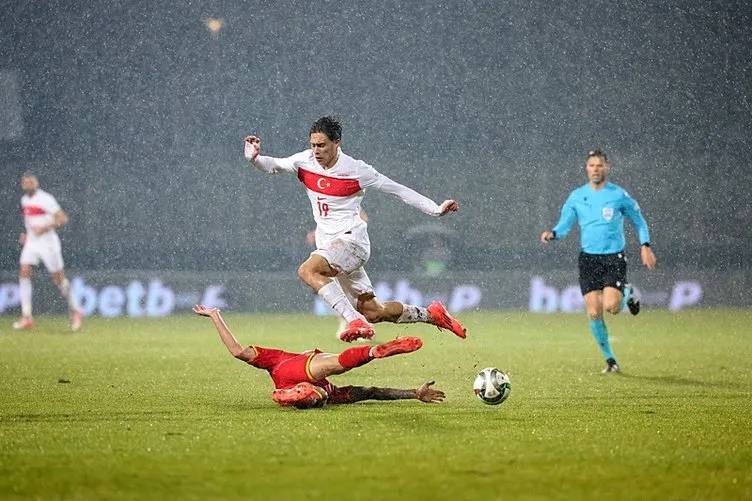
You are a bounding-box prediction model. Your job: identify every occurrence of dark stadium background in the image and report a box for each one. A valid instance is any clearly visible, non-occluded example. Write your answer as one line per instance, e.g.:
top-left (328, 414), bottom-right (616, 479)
top-left (1, 0), bottom-right (750, 274)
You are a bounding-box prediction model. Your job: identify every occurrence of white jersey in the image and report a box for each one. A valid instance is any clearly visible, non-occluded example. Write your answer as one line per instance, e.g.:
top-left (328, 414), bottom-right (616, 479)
top-left (252, 149), bottom-right (442, 249)
top-left (21, 189), bottom-right (62, 247)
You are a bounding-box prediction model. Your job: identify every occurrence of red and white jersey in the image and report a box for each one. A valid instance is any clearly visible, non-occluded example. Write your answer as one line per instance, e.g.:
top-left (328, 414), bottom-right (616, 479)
top-left (21, 189), bottom-right (61, 245)
top-left (253, 149), bottom-right (442, 249)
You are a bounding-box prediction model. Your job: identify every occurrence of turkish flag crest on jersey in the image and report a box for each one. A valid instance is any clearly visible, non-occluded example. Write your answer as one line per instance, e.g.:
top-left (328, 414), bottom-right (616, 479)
top-left (297, 169), bottom-right (362, 197)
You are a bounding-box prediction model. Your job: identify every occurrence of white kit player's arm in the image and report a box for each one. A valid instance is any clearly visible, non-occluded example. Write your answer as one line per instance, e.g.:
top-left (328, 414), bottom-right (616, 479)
top-left (373, 175), bottom-right (458, 217)
top-left (244, 135), bottom-right (297, 174)
top-left (31, 210), bottom-right (67, 236)
top-left (52, 210), bottom-right (68, 229)
top-left (30, 194), bottom-right (67, 236)
top-left (252, 155), bottom-right (297, 174)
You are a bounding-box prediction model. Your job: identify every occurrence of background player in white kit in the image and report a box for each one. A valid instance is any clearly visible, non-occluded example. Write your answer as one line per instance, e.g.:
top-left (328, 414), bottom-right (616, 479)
top-left (243, 116), bottom-right (466, 342)
top-left (13, 173), bottom-right (82, 331)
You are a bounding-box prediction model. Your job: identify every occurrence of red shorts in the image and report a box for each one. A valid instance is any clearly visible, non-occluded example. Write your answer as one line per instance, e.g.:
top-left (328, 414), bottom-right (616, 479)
top-left (249, 346), bottom-right (352, 404)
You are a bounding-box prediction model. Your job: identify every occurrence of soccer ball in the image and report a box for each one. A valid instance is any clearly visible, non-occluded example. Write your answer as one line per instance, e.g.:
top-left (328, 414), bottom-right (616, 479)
top-left (473, 367), bottom-right (511, 405)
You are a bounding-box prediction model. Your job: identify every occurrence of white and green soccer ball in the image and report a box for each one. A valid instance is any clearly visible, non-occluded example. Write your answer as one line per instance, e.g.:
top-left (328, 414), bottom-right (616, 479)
top-left (473, 367), bottom-right (511, 405)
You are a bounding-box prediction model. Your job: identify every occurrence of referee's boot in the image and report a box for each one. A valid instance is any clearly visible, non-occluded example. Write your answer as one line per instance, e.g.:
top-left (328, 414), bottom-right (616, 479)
top-left (625, 284), bottom-right (640, 316)
top-left (602, 358), bottom-right (620, 374)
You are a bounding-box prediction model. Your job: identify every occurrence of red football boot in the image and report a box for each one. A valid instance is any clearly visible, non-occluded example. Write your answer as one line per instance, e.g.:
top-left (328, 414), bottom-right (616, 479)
top-left (337, 318), bottom-right (375, 342)
top-left (272, 382), bottom-right (327, 408)
top-left (370, 336), bottom-right (423, 359)
top-left (12, 316), bottom-right (34, 330)
top-left (426, 301), bottom-right (467, 339)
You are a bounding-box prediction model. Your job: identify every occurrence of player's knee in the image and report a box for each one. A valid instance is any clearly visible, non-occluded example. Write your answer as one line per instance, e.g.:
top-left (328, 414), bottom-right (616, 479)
top-left (297, 263), bottom-right (315, 285)
top-left (605, 302), bottom-right (621, 315)
top-left (296, 264), bottom-right (308, 281)
top-left (586, 308), bottom-right (601, 320)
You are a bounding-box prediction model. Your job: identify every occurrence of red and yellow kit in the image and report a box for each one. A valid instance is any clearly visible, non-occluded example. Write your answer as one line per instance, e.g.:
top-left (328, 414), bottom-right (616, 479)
top-left (248, 346), bottom-right (352, 403)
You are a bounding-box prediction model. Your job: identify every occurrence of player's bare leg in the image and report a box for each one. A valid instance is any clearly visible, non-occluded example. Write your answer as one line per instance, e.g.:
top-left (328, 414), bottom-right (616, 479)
top-left (357, 294), bottom-right (467, 339)
top-left (602, 286), bottom-right (623, 315)
top-left (298, 254), bottom-right (374, 341)
top-left (13, 265), bottom-right (34, 330)
top-left (584, 291), bottom-right (604, 322)
top-left (51, 270), bottom-right (83, 331)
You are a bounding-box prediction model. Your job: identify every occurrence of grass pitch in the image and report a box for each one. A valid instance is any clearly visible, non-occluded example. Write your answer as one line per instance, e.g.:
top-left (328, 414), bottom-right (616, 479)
top-left (1, 309), bottom-right (751, 500)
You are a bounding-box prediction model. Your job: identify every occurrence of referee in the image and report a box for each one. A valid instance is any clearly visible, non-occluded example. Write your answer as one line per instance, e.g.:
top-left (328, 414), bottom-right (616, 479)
top-left (541, 150), bottom-right (657, 373)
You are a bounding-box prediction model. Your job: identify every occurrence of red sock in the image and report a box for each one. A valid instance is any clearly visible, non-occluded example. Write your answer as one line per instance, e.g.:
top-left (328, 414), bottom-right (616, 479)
top-left (338, 346), bottom-right (373, 369)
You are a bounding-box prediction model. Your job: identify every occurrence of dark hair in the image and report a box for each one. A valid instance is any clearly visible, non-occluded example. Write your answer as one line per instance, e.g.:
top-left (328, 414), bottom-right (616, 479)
top-left (309, 116), bottom-right (342, 142)
top-left (586, 149), bottom-right (608, 162)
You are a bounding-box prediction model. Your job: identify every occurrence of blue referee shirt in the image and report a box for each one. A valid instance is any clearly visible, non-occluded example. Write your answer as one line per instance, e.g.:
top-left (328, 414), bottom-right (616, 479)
top-left (552, 182), bottom-right (650, 254)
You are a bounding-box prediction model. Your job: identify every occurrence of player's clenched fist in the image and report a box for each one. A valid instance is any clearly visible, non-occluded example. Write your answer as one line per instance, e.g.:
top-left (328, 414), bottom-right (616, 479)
top-left (540, 231), bottom-right (555, 243)
top-left (243, 135), bottom-right (260, 161)
top-left (437, 199), bottom-right (459, 216)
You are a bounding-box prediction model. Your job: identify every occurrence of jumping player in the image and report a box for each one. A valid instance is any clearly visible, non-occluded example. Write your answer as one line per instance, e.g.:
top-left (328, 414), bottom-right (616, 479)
top-left (193, 305), bottom-right (446, 409)
top-left (243, 116), bottom-right (466, 342)
top-left (540, 150), bottom-right (657, 373)
top-left (13, 173), bottom-right (83, 331)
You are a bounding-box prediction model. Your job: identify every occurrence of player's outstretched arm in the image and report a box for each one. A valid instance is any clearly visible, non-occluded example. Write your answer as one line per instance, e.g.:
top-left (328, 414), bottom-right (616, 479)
top-left (192, 305), bottom-right (256, 363)
top-left (346, 381), bottom-right (445, 404)
top-left (369, 172), bottom-right (458, 217)
top-left (243, 135), bottom-right (297, 174)
top-left (384, 184), bottom-right (459, 217)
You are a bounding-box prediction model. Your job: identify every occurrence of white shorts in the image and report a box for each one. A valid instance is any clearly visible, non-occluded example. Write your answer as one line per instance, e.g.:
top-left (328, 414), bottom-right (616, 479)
top-left (20, 240), bottom-right (64, 272)
top-left (312, 238), bottom-right (374, 302)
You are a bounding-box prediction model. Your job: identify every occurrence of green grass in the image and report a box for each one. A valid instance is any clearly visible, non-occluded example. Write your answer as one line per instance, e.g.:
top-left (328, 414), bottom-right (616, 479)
top-left (1, 309), bottom-right (751, 500)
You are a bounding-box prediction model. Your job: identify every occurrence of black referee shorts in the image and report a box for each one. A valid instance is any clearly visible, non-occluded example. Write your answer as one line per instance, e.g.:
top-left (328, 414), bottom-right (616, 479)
top-left (578, 251), bottom-right (628, 295)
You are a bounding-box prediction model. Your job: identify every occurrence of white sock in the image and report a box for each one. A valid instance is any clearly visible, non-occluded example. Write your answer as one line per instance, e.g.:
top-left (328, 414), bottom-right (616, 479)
top-left (19, 277), bottom-right (32, 317)
top-left (396, 304), bottom-right (429, 324)
top-left (57, 278), bottom-right (79, 312)
top-left (318, 281), bottom-right (364, 323)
